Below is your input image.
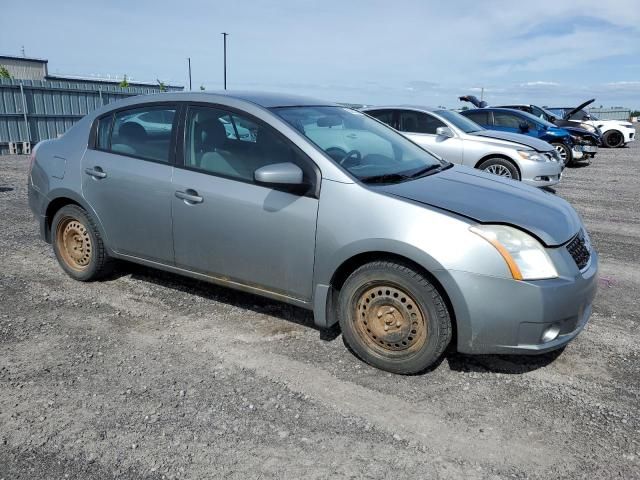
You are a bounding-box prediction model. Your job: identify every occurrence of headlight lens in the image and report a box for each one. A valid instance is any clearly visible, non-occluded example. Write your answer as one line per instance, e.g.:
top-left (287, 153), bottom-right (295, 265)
top-left (578, 123), bottom-right (597, 133)
top-left (470, 225), bottom-right (558, 280)
top-left (517, 150), bottom-right (549, 162)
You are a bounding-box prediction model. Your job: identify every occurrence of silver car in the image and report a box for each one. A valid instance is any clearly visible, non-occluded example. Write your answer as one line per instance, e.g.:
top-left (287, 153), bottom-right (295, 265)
top-left (28, 92), bottom-right (598, 374)
top-left (362, 106), bottom-right (563, 187)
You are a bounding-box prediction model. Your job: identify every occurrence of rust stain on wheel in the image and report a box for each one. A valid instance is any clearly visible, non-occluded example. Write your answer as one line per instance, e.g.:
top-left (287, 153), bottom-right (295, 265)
top-left (354, 284), bottom-right (427, 355)
top-left (56, 217), bottom-right (92, 271)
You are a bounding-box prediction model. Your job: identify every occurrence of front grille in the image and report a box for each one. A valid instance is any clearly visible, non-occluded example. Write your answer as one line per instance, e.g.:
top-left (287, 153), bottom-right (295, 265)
top-left (566, 232), bottom-right (591, 270)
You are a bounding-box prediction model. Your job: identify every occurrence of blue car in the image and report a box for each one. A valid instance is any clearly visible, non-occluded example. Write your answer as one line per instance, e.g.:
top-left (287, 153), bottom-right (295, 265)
top-left (460, 108), bottom-right (575, 165)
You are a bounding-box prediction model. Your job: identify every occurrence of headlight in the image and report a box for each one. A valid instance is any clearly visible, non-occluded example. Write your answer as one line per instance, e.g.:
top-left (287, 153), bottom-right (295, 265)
top-left (578, 123), bottom-right (597, 133)
top-left (470, 225), bottom-right (558, 280)
top-left (517, 150), bottom-right (549, 162)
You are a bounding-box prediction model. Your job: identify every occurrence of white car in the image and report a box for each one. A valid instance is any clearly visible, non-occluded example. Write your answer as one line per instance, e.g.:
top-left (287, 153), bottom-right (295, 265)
top-left (547, 99), bottom-right (635, 148)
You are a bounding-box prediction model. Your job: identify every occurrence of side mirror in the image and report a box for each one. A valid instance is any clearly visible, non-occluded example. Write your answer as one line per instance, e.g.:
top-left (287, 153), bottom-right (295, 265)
top-left (519, 123), bottom-right (530, 132)
top-left (436, 126), bottom-right (454, 138)
top-left (582, 115), bottom-right (590, 120)
top-left (254, 162), bottom-right (304, 186)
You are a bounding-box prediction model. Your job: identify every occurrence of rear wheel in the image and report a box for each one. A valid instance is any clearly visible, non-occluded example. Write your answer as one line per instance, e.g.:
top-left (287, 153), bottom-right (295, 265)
top-left (603, 130), bottom-right (624, 148)
top-left (551, 143), bottom-right (572, 166)
top-left (477, 158), bottom-right (520, 180)
top-left (338, 261), bottom-right (452, 374)
top-left (52, 205), bottom-right (112, 281)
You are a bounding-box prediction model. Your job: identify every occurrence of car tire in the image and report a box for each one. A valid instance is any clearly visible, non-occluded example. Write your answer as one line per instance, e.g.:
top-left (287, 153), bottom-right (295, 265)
top-left (551, 143), bottom-right (572, 166)
top-left (477, 158), bottom-right (520, 180)
top-left (603, 130), bottom-right (624, 148)
top-left (337, 261), bottom-right (452, 374)
top-left (51, 204), bottom-right (112, 281)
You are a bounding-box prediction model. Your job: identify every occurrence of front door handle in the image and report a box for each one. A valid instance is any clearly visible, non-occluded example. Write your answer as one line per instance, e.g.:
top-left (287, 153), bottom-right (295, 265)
top-left (175, 189), bottom-right (203, 204)
top-left (85, 167), bottom-right (107, 179)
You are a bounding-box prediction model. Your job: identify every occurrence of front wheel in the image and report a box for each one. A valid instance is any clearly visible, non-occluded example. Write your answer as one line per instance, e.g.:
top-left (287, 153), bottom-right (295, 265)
top-left (603, 130), bottom-right (624, 148)
top-left (338, 261), bottom-right (452, 374)
top-left (477, 158), bottom-right (520, 180)
top-left (551, 143), bottom-right (572, 166)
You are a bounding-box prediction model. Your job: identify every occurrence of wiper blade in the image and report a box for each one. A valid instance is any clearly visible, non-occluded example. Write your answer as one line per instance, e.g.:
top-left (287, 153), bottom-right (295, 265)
top-left (407, 164), bottom-right (442, 178)
top-left (361, 173), bottom-right (411, 184)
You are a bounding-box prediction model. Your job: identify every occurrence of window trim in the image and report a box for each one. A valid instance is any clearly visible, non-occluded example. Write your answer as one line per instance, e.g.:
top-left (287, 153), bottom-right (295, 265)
top-left (175, 101), bottom-right (322, 199)
top-left (88, 102), bottom-right (181, 166)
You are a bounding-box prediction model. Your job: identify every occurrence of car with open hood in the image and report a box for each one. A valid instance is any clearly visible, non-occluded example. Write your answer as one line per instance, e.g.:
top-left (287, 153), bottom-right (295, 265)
top-left (459, 106), bottom-right (576, 165)
top-left (494, 103), bottom-right (601, 162)
top-left (28, 91), bottom-right (598, 374)
top-left (362, 105), bottom-right (562, 187)
top-left (546, 99), bottom-right (635, 148)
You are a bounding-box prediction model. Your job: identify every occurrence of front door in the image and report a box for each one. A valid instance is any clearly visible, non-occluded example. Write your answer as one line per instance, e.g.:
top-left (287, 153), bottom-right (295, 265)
top-left (171, 105), bottom-right (319, 301)
top-left (81, 105), bottom-right (177, 262)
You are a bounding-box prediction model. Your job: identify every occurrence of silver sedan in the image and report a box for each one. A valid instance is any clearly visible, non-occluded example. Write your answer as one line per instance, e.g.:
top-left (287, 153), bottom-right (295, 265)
top-left (28, 92), bottom-right (597, 374)
top-left (363, 106), bottom-right (563, 187)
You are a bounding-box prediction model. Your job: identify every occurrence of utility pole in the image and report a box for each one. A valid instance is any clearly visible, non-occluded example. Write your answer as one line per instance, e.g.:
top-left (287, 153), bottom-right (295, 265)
top-left (221, 32), bottom-right (229, 90)
top-left (188, 57), bottom-right (192, 91)
top-left (480, 87), bottom-right (484, 102)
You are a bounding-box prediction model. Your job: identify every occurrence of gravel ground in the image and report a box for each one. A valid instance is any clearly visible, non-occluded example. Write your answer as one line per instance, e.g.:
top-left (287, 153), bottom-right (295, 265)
top-left (0, 132), bottom-right (639, 479)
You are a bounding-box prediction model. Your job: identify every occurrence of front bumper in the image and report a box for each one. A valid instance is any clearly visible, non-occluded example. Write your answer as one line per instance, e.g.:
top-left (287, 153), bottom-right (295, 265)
top-left (438, 246), bottom-right (598, 355)
top-left (623, 127), bottom-right (636, 143)
top-left (518, 158), bottom-right (563, 188)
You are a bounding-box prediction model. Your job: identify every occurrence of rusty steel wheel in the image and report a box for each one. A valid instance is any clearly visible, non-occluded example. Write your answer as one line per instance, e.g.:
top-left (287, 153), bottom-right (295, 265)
top-left (56, 217), bottom-right (93, 271)
top-left (51, 204), bottom-right (111, 281)
top-left (354, 284), bottom-right (427, 355)
top-left (338, 261), bottom-right (452, 374)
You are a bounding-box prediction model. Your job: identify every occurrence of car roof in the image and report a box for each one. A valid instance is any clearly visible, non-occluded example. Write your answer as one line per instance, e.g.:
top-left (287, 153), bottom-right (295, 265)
top-left (214, 91), bottom-right (336, 108)
top-left (361, 105), bottom-right (441, 113)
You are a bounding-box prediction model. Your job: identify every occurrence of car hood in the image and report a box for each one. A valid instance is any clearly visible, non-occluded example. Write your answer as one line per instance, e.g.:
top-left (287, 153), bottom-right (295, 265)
top-left (565, 99), bottom-right (595, 120)
top-left (470, 130), bottom-right (553, 151)
top-left (374, 165), bottom-right (581, 246)
top-left (561, 125), bottom-right (602, 141)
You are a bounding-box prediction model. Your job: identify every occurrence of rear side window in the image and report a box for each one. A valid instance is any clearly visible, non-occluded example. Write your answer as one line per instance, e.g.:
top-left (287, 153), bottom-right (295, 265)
top-left (462, 110), bottom-right (489, 126)
top-left (398, 111), bottom-right (445, 134)
top-left (102, 106), bottom-right (176, 163)
top-left (96, 115), bottom-right (112, 149)
top-left (366, 110), bottom-right (396, 128)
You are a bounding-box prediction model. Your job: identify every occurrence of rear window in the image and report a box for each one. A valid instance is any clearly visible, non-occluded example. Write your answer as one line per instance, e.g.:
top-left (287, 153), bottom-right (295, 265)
top-left (96, 115), bottom-right (113, 150)
top-left (94, 106), bottom-right (176, 163)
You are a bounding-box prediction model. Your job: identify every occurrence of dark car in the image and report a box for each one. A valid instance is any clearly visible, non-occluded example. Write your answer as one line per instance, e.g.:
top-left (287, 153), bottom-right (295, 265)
top-left (460, 107), bottom-right (576, 165)
top-left (546, 99), bottom-right (636, 148)
top-left (496, 104), bottom-right (601, 161)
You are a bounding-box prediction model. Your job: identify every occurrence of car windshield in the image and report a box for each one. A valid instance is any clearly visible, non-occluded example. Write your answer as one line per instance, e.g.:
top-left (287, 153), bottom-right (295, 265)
top-left (273, 106), bottom-right (445, 183)
top-left (434, 109), bottom-right (484, 133)
top-left (515, 109), bottom-right (556, 129)
top-left (539, 106), bottom-right (559, 120)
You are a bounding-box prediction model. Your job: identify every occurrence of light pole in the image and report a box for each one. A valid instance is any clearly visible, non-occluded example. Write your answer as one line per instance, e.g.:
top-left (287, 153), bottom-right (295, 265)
top-left (221, 32), bottom-right (229, 90)
top-left (187, 57), bottom-right (192, 91)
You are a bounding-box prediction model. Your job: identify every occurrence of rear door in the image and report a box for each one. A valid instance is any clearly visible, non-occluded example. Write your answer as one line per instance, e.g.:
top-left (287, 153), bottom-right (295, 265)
top-left (397, 110), bottom-right (464, 164)
top-left (81, 104), bottom-right (178, 262)
top-left (170, 104), bottom-right (319, 301)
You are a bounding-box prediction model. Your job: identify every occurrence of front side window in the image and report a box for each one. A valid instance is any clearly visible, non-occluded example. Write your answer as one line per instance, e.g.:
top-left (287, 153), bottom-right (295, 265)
top-left (184, 106), bottom-right (311, 184)
top-left (274, 106), bottom-right (444, 183)
top-left (398, 111), bottom-right (445, 134)
top-left (110, 106), bottom-right (176, 162)
top-left (462, 110), bottom-right (489, 126)
top-left (493, 112), bottom-right (524, 129)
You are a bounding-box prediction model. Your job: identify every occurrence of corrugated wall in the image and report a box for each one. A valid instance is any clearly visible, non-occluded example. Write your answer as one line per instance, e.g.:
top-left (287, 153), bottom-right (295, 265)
top-left (588, 109), bottom-right (631, 121)
top-left (0, 78), bottom-right (182, 154)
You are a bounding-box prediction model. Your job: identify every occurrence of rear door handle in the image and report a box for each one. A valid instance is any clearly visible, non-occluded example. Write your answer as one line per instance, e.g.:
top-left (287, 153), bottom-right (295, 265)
top-left (85, 167), bottom-right (107, 179)
top-left (175, 189), bottom-right (203, 204)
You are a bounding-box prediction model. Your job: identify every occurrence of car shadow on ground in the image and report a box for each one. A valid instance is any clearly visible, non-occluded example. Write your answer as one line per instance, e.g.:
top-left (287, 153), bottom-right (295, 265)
top-left (106, 262), bottom-right (565, 375)
top-left (110, 261), bottom-right (319, 331)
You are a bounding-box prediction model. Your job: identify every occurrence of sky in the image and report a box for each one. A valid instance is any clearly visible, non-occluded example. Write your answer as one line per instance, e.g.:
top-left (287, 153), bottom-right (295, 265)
top-left (2, 0), bottom-right (640, 109)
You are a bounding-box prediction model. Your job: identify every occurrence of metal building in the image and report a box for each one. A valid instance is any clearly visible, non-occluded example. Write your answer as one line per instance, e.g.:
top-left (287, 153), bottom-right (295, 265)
top-left (0, 54), bottom-right (183, 154)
